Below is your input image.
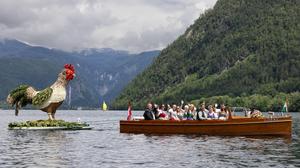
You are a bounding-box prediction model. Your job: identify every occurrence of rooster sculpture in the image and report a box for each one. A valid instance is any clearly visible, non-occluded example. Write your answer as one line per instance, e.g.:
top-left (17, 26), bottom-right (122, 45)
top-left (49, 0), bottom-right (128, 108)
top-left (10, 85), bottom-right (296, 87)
top-left (6, 64), bottom-right (75, 120)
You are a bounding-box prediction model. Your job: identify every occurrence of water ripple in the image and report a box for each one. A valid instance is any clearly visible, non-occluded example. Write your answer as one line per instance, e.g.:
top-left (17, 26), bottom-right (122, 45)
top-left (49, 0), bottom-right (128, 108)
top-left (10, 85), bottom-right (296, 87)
top-left (0, 110), bottom-right (299, 167)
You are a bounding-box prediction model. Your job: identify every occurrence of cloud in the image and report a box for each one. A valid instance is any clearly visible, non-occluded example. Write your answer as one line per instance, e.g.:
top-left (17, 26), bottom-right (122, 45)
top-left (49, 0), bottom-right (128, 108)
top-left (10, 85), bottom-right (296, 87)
top-left (0, 0), bottom-right (217, 52)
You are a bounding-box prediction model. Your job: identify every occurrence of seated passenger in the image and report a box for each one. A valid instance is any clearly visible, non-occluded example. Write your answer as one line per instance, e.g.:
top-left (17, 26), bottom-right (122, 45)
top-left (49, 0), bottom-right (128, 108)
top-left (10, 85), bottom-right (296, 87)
top-left (189, 104), bottom-right (197, 120)
top-left (218, 107), bottom-right (228, 120)
top-left (143, 103), bottom-right (155, 120)
top-left (167, 104), bottom-right (172, 115)
top-left (207, 105), bottom-right (218, 119)
top-left (212, 105), bottom-right (219, 118)
top-left (183, 105), bottom-right (194, 120)
top-left (157, 104), bottom-right (168, 120)
top-left (169, 104), bottom-right (180, 120)
top-left (196, 103), bottom-right (208, 120)
top-left (220, 104), bottom-right (226, 113)
top-left (214, 104), bottom-right (221, 113)
top-left (176, 106), bottom-right (184, 120)
top-left (153, 104), bottom-right (160, 119)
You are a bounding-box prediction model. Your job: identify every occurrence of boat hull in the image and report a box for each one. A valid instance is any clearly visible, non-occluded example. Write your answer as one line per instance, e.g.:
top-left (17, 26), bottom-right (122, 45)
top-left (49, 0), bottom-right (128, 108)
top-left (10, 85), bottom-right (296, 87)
top-left (120, 117), bottom-right (292, 136)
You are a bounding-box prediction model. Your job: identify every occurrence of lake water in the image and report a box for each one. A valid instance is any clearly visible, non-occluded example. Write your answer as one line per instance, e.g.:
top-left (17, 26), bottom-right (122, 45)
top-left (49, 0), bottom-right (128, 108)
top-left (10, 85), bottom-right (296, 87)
top-left (0, 110), bottom-right (299, 168)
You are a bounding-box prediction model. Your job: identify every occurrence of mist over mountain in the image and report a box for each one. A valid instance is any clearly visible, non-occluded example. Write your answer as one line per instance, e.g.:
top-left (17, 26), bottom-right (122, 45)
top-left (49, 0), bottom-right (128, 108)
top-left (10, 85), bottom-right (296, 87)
top-left (0, 39), bottom-right (159, 108)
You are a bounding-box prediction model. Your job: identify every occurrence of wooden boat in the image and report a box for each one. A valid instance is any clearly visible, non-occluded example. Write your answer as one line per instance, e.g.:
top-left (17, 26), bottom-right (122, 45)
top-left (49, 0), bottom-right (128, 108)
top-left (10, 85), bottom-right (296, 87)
top-left (120, 116), bottom-right (292, 136)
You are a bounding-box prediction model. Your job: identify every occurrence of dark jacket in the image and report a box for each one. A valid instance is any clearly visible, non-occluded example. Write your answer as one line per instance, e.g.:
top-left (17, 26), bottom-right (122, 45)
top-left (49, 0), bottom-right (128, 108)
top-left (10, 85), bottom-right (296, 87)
top-left (143, 108), bottom-right (155, 120)
top-left (153, 107), bottom-right (159, 119)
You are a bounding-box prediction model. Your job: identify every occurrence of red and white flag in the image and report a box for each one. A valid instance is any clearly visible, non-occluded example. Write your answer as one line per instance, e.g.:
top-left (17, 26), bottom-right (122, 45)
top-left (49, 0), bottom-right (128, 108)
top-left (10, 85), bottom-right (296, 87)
top-left (127, 101), bottom-right (132, 120)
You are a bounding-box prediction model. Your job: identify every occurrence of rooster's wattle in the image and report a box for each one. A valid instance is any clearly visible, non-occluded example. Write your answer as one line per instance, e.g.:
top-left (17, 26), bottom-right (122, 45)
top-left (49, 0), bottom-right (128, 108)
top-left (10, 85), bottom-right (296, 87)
top-left (6, 64), bottom-right (75, 120)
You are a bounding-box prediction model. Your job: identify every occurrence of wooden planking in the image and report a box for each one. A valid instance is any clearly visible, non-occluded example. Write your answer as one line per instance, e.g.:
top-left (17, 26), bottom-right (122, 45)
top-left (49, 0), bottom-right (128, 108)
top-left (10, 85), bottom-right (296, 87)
top-left (120, 117), bottom-right (292, 136)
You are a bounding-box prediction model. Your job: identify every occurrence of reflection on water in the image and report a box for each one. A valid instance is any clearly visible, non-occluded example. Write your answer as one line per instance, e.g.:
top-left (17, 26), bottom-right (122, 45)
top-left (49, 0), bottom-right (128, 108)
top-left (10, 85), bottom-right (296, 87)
top-left (0, 110), bottom-right (299, 168)
top-left (3, 130), bottom-right (71, 167)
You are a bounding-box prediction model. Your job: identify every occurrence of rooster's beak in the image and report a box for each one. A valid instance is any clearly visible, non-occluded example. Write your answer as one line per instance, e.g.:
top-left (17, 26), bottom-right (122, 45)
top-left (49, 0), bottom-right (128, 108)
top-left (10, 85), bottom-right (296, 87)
top-left (73, 74), bottom-right (76, 78)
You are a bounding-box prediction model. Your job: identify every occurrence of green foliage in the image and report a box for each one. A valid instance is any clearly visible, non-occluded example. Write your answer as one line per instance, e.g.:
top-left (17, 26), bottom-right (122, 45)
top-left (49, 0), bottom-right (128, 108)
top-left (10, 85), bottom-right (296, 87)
top-left (32, 88), bottom-right (53, 106)
top-left (8, 120), bottom-right (89, 128)
top-left (9, 85), bottom-right (30, 107)
top-left (190, 92), bottom-right (300, 112)
top-left (113, 0), bottom-right (300, 110)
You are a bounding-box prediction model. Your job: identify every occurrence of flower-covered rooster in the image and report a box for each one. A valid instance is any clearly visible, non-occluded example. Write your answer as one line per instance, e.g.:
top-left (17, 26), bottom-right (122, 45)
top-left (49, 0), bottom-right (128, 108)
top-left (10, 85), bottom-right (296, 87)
top-left (6, 64), bottom-right (75, 120)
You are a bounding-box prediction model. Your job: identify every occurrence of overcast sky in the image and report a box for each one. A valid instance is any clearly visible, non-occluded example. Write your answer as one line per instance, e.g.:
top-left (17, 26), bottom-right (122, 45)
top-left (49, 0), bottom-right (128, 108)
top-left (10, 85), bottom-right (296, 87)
top-left (0, 0), bottom-right (217, 52)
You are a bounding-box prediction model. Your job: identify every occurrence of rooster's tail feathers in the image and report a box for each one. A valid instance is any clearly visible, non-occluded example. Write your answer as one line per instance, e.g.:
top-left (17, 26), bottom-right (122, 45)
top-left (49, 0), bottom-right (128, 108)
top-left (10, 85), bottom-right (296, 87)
top-left (7, 85), bottom-right (32, 116)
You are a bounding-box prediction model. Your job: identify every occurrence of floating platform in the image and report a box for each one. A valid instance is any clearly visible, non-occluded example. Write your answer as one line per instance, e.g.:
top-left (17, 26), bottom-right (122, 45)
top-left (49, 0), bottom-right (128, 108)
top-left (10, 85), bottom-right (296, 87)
top-left (8, 120), bottom-right (92, 130)
top-left (8, 126), bottom-right (92, 130)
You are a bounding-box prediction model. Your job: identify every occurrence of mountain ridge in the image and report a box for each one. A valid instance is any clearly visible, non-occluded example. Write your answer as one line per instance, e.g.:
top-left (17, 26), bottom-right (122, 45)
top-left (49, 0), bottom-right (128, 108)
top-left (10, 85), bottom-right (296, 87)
top-left (0, 39), bottom-right (160, 108)
top-left (113, 0), bottom-right (300, 111)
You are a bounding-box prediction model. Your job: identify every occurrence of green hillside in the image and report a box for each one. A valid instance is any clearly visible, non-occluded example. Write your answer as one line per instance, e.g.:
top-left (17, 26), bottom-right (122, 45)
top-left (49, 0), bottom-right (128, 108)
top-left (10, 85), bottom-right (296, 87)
top-left (113, 0), bottom-right (300, 111)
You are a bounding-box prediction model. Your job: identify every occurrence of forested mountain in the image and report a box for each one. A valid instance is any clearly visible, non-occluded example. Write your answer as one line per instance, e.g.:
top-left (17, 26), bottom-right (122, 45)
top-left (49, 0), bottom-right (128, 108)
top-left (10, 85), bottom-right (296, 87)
top-left (113, 0), bottom-right (300, 111)
top-left (0, 39), bottom-right (159, 108)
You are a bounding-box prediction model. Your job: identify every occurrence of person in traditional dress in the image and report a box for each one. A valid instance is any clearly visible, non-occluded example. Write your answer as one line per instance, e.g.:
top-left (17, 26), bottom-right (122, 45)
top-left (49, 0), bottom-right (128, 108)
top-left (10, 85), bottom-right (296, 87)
top-left (157, 104), bottom-right (168, 120)
top-left (169, 104), bottom-right (180, 120)
top-left (176, 106), bottom-right (184, 120)
top-left (184, 105), bottom-right (193, 120)
top-left (207, 105), bottom-right (218, 119)
top-left (196, 103), bottom-right (208, 120)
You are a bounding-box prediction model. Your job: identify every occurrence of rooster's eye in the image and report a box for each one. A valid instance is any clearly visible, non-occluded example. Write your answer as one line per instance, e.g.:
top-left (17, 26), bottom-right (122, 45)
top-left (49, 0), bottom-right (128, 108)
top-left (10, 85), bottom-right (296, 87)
top-left (63, 71), bottom-right (66, 75)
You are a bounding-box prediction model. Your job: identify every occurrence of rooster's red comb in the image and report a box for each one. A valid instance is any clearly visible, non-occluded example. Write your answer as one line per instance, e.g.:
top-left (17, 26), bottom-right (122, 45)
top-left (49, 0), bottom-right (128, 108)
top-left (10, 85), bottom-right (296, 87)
top-left (64, 64), bottom-right (75, 72)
